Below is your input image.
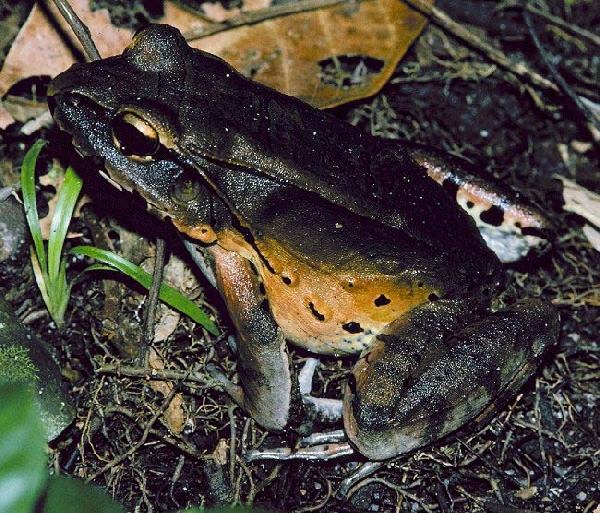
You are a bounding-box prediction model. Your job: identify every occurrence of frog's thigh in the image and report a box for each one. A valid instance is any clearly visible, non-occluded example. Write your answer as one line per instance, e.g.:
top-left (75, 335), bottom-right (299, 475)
top-left (408, 145), bottom-right (552, 263)
top-left (344, 299), bottom-right (558, 460)
top-left (209, 246), bottom-right (297, 431)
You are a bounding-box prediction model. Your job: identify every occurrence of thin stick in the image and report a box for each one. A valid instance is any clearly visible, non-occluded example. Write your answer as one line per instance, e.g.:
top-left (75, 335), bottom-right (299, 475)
top-left (85, 387), bottom-right (178, 482)
top-left (524, 10), bottom-right (600, 141)
top-left (98, 363), bottom-right (212, 386)
top-left (526, 4), bottom-right (600, 48)
top-left (184, 0), bottom-right (348, 40)
top-left (401, 0), bottom-right (559, 93)
top-left (138, 236), bottom-right (166, 365)
top-left (51, 0), bottom-right (101, 61)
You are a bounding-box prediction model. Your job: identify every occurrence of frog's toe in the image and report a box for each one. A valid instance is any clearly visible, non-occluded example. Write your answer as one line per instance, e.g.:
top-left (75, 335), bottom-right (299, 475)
top-left (299, 358), bottom-right (344, 423)
top-left (344, 299), bottom-right (558, 460)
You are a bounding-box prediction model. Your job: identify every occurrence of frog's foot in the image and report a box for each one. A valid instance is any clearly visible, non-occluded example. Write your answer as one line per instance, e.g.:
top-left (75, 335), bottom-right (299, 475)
top-left (344, 299), bottom-right (559, 460)
top-left (299, 358), bottom-right (343, 423)
top-left (245, 430), bottom-right (355, 462)
top-left (407, 144), bottom-right (553, 263)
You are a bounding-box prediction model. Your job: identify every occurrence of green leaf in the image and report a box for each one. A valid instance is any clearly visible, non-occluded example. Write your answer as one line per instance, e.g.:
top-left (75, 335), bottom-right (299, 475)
top-left (30, 247), bottom-right (51, 309)
top-left (42, 476), bottom-right (125, 513)
top-left (0, 383), bottom-right (47, 513)
top-left (47, 167), bottom-right (82, 282)
top-left (21, 140), bottom-right (48, 275)
top-left (21, 143), bottom-right (81, 327)
top-left (70, 246), bottom-right (219, 335)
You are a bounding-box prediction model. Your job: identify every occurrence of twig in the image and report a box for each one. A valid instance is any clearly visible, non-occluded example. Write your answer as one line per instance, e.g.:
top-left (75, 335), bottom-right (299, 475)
top-left (525, 4), bottom-right (600, 48)
top-left (184, 0), bottom-right (349, 40)
top-left (51, 0), bottom-right (101, 61)
top-left (103, 405), bottom-right (204, 458)
top-left (137, 236), bottom-right (166, 365)
top-left (85, 386), bottom-right (178, 482)
top-left (98, 362), bottom-right (212, 386)
top-left (401, 0), bottom-right (559, 93)
top-left (523, 10), bottom-right (600, 142)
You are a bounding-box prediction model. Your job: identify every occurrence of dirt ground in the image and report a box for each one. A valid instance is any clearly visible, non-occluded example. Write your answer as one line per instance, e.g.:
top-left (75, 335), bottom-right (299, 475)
top-left (1, 0), bottom-right (598, 512)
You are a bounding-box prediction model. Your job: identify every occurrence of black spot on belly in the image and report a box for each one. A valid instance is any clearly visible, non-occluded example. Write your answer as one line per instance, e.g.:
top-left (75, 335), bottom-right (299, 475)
top-left (259, 282), bottom-right (266, 295)
top-left (428, 293), bottom-right (439, 301)
top-left (480, 205), bottom-right (504, 227)
top-left (308, 302), bottom-right (325, 321)
top-left (374, 294), bottom-right (391, 307)
top-left (466, 200), bottom-right (474, 209)
top-left (342, 321), bottom-right (363, 334)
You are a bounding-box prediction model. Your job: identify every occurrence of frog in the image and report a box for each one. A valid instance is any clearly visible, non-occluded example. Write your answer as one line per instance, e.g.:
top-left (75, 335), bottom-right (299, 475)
top-left (48, 24), bottom-right (559, 461)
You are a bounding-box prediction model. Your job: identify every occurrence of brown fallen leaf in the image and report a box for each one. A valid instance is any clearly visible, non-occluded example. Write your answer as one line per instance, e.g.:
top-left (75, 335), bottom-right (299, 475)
top-left (148, 347), bottom-right (187, 434)
top-left (514, 486), bottom-right (538, 501)
top-left (186, 0), bottom-right (433, 107)
top-left (0, 0), bottom-right (432, 126)
top-left (582, 225), bottom-right (600, 253)
top-left (556, 176), bottom-right (600, 253)
top-left (0, 0), bottom-right (134, 128)
top-left (557, 176), bottom-right (600, 228)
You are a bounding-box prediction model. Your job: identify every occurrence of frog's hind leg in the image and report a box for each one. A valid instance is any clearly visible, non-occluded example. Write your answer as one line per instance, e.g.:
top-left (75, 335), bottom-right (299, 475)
top-left (344, 299), bottom-right (558, 460)
top-left (407, 144), bottom-right (552, 263)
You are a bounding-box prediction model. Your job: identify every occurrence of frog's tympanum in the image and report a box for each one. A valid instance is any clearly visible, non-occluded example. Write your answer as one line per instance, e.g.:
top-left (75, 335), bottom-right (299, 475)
top-left (49, 25), bottom-right (559, 460)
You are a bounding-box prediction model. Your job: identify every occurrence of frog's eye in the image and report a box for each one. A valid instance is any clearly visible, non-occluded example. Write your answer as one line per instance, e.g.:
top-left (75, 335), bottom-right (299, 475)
top-left (171, 172), bottom-right (202, 204)
top-left (112, 112), bottom-right (159, 157)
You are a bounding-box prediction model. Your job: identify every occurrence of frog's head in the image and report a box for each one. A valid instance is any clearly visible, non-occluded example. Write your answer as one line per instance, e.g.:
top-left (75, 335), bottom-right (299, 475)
top-left (48, 25), bottom-right (230, 242)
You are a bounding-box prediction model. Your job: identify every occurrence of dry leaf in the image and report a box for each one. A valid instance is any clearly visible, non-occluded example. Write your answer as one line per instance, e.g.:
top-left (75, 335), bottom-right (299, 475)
top-left (191, 0), bottom-right (433, 107)
top-left (140, 255), bottom-right (189, 343)
top-left (514, 486), bottom-right (538, 500)
top-left (0, 0), bottom-right (134, 128)
top-left (557, 176), bottom-right (600, 227)
top-left (148, 348), bottom-right (187, 434)
top-left (1, 0), bottom-right (432, 127)
top-left (582, 225), bottom-right (600, 253)
top-left (2, 95), bottom-right (48, 123)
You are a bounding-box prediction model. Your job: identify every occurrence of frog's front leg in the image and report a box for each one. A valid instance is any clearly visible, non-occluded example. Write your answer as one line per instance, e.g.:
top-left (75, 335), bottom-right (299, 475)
top-left (345, 299), bottom-right (558, 460)
top-left (207, 245), bottom-right (303, 431)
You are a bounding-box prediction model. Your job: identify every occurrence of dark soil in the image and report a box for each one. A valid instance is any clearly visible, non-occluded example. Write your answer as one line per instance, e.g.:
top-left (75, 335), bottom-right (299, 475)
top-left (1, 1), bottom-right (598, 512)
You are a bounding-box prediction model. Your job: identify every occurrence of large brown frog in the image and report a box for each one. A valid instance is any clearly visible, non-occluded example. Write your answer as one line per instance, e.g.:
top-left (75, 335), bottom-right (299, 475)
top-left (49, 25), bottom-right (559, 460)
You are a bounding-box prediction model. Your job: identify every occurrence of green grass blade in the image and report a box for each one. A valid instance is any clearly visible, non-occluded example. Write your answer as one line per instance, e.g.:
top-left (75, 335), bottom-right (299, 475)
top-left (21, 140), bottom-right (48, 275)
top-left (70, 246), bottom-right (218, 335)
top-left (53, 258), bottom-right (70, 325)
top-left (29, 247), bottom-right (51, 313)
top-left (47, 168), bottom-right (82, 282)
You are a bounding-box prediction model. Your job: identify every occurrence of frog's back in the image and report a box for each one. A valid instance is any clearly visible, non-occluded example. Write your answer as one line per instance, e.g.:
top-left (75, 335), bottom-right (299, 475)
top-left (126, 25), bottom-right (497, 259)
top-left (180, 51), bottom-right (481, 251)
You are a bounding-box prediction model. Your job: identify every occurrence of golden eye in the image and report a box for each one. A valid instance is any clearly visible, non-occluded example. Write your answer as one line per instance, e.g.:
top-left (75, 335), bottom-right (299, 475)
top-left (171, 173), bottom-right (202, 204)
top-left (112, 112), bottom-right (159, 157)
